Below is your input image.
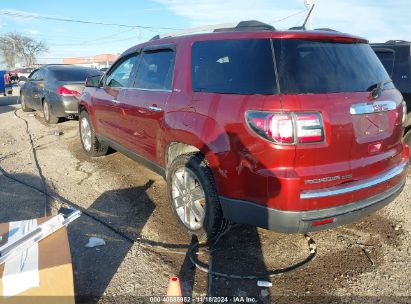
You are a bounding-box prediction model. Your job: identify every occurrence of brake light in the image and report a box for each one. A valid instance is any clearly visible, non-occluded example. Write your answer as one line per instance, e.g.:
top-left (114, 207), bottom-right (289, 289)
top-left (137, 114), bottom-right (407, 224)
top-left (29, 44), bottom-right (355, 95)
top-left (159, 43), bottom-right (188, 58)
top-left (58, 87), bottom-right (80, 96)
top-left (268, 114), bottom-right (293, 143)
top-left (246, 111), bottom-right (325, 145)
top-left (402, 101), bottom-right (407, 126)
top-left (296, 113), bottom-right (324, 143)
top-left (251, 117), bottom-right (268, 132)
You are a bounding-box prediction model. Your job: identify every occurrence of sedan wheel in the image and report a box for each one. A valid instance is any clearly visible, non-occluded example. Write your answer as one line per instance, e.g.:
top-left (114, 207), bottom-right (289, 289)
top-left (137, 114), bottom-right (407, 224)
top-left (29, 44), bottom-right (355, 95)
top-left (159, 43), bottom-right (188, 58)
top-left (43, 100), bottom-right (59, 124)
top-left (20, 94), bottom-right (33, 112)
top-left (43, 101), bottom-right (50, 121)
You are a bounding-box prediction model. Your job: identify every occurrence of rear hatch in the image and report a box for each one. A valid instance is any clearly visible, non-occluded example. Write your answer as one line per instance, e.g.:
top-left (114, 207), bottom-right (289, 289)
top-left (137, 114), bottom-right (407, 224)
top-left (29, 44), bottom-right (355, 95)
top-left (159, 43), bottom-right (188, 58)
top-left (273, 38), bottom-right (406, 208)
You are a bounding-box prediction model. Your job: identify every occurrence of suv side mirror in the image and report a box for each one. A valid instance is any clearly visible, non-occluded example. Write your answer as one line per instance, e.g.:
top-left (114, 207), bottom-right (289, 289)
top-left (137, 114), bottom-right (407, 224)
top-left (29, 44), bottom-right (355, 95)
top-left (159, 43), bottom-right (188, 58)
top-left (85, 75), bottom-right (103, 87)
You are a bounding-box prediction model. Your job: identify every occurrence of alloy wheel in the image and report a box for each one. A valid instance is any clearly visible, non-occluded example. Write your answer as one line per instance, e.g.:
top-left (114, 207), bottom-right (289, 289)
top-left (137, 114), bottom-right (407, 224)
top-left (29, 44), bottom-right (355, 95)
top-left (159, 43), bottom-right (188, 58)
top-left (43, 102), bottom-right (49, 121)
top-left (171, 167), bottom-right (206, 230)
top-left (80, 117), bottom-right (92, 152)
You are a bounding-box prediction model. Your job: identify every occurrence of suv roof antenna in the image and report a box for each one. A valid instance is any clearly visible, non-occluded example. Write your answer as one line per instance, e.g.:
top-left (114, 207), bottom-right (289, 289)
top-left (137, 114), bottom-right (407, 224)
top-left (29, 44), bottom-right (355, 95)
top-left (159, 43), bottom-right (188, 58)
top-left (302, 3), bottom-right (315, 30)
top-left (303, 0), bottom-right (315, 30)
top-left (288, 3), bottom-right (315, 31)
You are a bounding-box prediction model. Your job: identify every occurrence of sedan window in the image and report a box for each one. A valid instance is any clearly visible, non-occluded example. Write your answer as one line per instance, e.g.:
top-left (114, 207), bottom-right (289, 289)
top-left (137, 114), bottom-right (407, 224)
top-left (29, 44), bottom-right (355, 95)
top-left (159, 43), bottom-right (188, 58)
top-left (28, 69), bottom-right (39, 80)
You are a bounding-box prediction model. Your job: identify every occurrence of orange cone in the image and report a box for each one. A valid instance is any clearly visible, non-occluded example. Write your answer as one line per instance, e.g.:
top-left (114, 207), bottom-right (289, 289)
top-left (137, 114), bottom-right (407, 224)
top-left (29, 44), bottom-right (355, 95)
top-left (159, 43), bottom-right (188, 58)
top-left (166, 276), bottom-right (183, 297)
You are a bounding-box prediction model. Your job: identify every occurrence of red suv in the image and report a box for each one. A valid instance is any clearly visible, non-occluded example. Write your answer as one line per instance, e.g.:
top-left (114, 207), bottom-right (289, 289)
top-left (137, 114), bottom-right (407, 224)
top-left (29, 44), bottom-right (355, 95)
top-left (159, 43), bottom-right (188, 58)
top-left (79, 21), bottom-right (409, 240)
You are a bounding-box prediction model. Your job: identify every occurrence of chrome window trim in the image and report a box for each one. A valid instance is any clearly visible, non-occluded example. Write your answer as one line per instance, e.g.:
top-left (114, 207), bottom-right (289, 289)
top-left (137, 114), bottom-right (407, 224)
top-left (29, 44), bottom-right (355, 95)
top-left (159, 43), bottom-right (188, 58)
top-left (127, 87), bottom-right (172, 93)
top-left (300, 161), bottom-right (408, 199)
top-left (350, 100), bottom-right (397, 115)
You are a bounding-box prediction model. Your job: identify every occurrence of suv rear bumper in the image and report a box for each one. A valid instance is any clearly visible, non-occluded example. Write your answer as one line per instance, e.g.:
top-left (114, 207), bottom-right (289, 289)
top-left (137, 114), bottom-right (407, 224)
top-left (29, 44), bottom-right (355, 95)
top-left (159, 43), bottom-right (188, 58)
top-left (219, 162), bottom-right (407, 233)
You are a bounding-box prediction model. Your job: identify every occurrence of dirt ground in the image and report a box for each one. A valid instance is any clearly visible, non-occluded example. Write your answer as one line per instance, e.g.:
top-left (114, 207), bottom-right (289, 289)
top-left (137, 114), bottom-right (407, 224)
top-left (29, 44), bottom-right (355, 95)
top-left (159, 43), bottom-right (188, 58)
top-left (0, 96), bottom-right (410, 303)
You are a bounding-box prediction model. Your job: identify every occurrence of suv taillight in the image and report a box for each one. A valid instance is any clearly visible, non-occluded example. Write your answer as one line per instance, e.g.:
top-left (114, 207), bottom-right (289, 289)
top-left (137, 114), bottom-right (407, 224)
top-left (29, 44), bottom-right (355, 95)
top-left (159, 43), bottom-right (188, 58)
top-left (58, 87), bottom-right (80, 96)
top-left (296, 113), bottom-right (324, 143)
top-left (268, 114), bottom-right (294, 143)
top-left (402, 101), bottom-right (407, 126)
top-left (246, 111), bottom-right (325, 144)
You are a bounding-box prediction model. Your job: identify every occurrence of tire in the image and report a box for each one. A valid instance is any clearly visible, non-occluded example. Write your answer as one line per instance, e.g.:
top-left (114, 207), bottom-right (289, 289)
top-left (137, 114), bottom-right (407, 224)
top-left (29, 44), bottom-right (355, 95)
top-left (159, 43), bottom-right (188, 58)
top-left (167, 153), bottom-right (226, 242)
top-left (20, 94), bottom-right (33, 112)
top-left (43, 99), bottom-right (59, 124)
top-left (79, 110), bottom-right (109, 157)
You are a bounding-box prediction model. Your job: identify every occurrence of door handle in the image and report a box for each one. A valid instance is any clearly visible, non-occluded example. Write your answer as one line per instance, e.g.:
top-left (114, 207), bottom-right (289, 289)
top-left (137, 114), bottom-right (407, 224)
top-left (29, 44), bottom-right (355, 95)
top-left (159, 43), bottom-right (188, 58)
top-left (148, 106), bottom-right (163, 112)
top-left (112, 99), bottom-right (120, 104)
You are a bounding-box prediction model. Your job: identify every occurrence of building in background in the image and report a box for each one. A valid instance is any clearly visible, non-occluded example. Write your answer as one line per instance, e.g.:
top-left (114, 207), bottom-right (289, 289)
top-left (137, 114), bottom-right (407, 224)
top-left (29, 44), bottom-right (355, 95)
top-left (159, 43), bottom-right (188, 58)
top-left (63, 53), bottom-right (119, 69)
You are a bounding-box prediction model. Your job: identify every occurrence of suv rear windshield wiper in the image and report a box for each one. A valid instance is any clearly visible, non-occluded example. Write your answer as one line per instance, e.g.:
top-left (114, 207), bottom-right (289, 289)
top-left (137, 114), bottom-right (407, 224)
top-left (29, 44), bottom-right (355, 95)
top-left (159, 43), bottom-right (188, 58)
top-left (367, 80), bottom-right (392, 99)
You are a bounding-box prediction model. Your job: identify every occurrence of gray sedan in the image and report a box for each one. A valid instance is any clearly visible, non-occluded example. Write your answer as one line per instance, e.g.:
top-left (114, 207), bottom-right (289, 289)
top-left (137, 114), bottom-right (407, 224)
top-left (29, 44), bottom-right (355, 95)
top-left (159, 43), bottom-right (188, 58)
top-left (19, 65), bottom-right (102, 124)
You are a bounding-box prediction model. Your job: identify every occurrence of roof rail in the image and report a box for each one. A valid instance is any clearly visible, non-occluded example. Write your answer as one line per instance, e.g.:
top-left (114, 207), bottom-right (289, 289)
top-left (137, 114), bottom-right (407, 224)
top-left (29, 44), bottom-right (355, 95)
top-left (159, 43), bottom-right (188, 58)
top-left (288, 26), bottom-right (305, 31)
top-left (385, 40), bottom-right (410, 45)
top-left (150, 20), bottom-right (275, 41)
top-left (214, 20), bottom-right (275, 32)
top-left (288, 27), bottom-right (339, 32)
top-left (314, 28), bottom-right (339, 32)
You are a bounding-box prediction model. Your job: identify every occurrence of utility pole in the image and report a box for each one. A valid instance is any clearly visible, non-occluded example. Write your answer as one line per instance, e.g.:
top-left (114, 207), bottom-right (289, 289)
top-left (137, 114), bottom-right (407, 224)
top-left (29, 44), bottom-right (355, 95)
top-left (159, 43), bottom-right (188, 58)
top-left (304, 0), bottom-right (314, 30)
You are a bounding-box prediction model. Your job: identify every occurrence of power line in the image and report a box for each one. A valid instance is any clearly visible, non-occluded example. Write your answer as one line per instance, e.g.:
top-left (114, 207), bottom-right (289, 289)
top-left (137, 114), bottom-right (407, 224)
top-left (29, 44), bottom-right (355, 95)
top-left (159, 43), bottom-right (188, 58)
top-left (51, 35), bottom-right (138, 47)
top-left (0, 10), bottom-right (181, 31)
top-left (49, 28), bottom-right (137, 46)
top-left (271, 8), bottom-right (308, 24)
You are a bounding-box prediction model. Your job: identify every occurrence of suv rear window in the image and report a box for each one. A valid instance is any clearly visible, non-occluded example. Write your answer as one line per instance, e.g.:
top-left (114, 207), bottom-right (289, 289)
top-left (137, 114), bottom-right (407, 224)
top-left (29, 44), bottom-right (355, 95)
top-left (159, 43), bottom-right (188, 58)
top-left (274, 39), bottom-right (391, 94)
top-left (191, 39), bottom-right (277, 95)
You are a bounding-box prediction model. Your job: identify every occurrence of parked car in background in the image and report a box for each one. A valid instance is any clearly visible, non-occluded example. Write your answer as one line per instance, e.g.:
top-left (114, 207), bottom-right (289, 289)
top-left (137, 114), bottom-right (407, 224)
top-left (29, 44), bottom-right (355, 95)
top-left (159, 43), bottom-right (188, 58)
top-left (19, 65), bottom-right (103, 124)
top-left (12, 67), bottom-right (36, 80)
top-left (371, 40), bottom-right (411, 146)
top-left (79, 21), bottom-right (409, 240)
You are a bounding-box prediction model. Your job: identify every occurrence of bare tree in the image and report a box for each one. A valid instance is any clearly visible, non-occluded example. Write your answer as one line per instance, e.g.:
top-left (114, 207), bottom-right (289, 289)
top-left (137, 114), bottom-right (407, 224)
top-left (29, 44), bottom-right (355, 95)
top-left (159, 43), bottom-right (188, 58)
top-left (0, 37), bottom-right (17, 69)
top-left (0, 33), bottom-right (48, 68)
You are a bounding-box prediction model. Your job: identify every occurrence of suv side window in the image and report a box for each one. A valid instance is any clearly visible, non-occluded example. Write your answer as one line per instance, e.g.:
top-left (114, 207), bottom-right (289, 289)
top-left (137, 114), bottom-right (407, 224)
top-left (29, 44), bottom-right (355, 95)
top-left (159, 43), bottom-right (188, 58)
top-left (105, 54), bottom-right (139, 88)
top-left (191, 39), bottom-right (277, 95)
top-left (134, 49), bottom-right (175, 90)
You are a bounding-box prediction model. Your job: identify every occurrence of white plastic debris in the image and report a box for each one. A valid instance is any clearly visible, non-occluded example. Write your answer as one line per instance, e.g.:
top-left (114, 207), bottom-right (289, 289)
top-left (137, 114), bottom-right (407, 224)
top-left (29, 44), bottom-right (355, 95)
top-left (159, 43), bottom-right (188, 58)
top-left (257, 281), bottom-right (273, 288)
top-left (28, 114), bottom-right (35, 117)
top-left (85, 237), bottom-right (106, 248)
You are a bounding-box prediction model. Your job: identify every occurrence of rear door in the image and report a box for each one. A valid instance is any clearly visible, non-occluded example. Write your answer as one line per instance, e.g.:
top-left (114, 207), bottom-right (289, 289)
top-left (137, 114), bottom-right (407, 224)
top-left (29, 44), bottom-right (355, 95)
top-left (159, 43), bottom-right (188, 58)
top-left (274, 39), bottom-right (404, 197)
top-left (30, 68), bottom-right (46, 110)
top-left (92, 54), bottom-right (139, 140)
top-left (22, 69), bottom-right (38, 109)
top-left (119, 45), bottom-right (176, 162)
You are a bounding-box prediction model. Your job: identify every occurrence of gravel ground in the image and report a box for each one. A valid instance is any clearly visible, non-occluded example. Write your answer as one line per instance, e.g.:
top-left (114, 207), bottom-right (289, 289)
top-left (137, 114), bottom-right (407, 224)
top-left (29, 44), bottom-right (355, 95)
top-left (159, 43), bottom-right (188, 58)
top-left (0, 96), bottom-right (410, 303)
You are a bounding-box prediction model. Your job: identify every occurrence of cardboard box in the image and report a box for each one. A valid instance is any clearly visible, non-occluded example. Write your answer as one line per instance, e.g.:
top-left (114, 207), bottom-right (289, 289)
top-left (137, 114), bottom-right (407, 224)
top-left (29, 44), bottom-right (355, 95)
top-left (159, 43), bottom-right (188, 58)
top-left (0, 217), bottom-right (75, 304)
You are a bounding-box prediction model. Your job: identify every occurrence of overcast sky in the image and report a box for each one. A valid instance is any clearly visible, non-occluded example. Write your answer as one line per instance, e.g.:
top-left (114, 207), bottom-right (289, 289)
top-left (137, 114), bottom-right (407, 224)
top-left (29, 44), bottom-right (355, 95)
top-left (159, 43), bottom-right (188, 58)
top-left (0, 0), bottom-right (410, 67)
